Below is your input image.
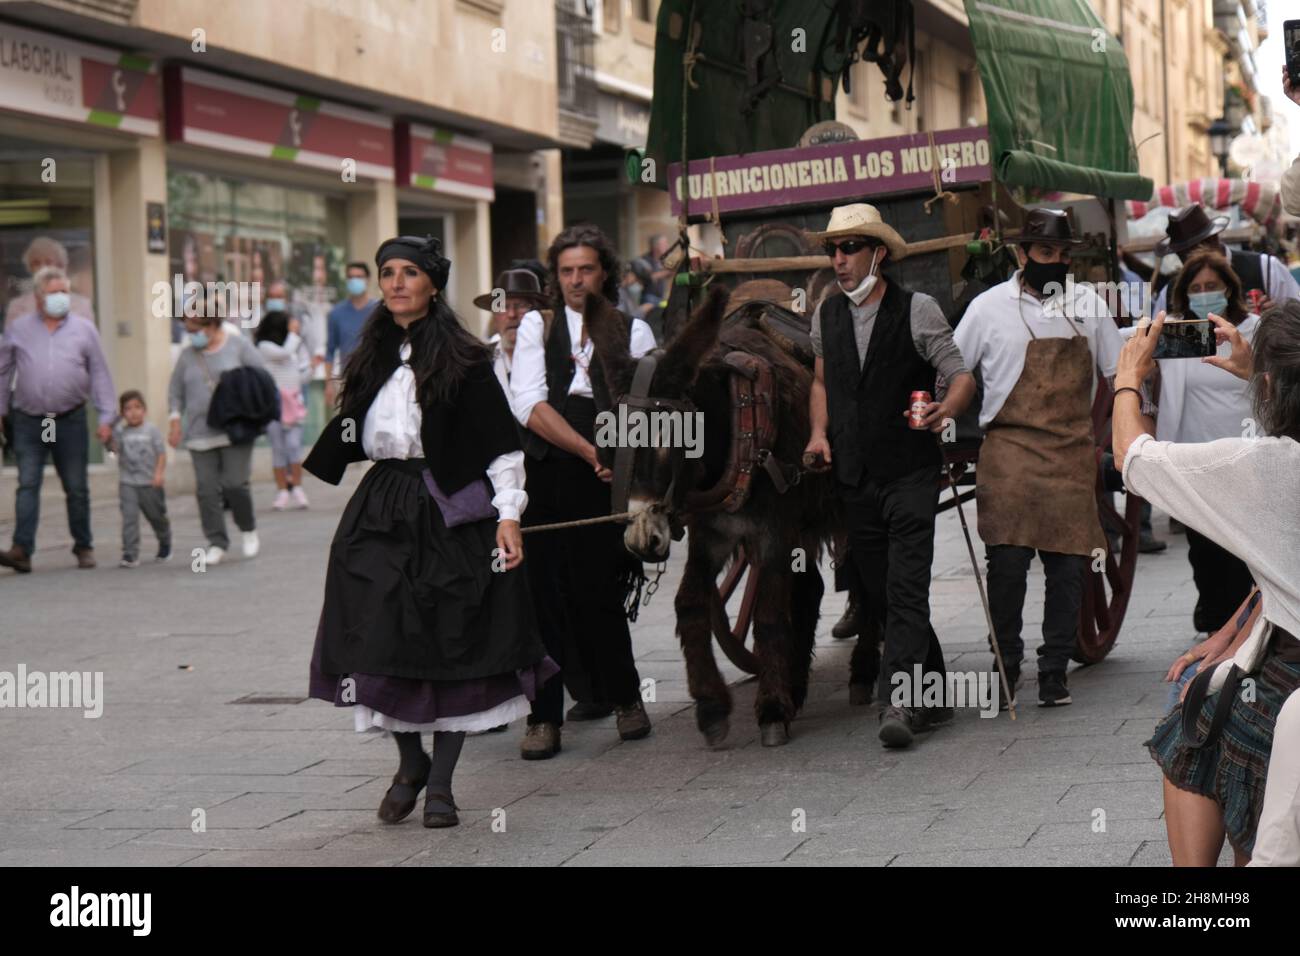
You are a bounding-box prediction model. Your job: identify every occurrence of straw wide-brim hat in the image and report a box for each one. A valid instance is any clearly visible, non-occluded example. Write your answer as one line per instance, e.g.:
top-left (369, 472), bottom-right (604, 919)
top-left (806, 203), bottom-right (909, 261)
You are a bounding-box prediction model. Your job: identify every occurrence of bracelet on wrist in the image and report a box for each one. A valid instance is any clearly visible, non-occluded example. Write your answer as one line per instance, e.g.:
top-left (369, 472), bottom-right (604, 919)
top-left (1113, 386), bottom-right (1142, 402)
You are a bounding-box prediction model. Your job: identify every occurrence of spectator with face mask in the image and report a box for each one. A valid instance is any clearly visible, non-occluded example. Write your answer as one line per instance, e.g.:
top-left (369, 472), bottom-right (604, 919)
top-left (325, 262), bottom-right (377, 409)
top-left (4, 237), bottom-right (96, 330)
top-left (0, 267), bottom-right (116, 572)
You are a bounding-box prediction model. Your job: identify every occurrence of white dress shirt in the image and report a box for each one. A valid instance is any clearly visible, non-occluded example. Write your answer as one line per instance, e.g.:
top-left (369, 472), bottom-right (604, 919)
top-left (361, 342), bottom-right (527, 522)
top-left (510, 304), bottom-right (657, 427)
top-left (953, 272), bottom-right (1124, 429)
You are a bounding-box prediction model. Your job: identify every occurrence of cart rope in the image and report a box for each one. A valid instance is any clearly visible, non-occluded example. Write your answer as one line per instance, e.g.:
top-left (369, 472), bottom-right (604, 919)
top-left (520, 512), bottom-right (634, 535)
top-left (922, 129), bottom-right (959, 215)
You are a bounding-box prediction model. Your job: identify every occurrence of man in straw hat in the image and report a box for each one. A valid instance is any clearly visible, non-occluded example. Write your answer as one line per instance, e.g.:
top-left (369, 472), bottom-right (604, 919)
top-left (804, 203), bottom-right (975, 749)
top-left (474, 267), bottom-right (550, 396)
top-left (953, 207), bottom-right (1124, 710)
top-left (1150, 204), bottom-right (1297, 318)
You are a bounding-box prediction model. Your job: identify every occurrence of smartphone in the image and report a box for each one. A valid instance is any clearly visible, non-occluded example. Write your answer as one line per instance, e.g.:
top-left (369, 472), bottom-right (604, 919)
top-left (1288, 20), bottom-right (1300, 88)
top-left (1149, 316), bottom-right (1216, 359)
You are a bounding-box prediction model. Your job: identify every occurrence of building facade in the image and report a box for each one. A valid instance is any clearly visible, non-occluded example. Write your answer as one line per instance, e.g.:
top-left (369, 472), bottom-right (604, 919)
top-left (0, 0), bottom-right (575, 449)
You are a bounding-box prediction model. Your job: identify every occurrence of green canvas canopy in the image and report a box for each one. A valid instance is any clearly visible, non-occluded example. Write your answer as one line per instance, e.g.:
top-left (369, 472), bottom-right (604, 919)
top-left (644, 0), bottom-right (846, 173)
top-left (963, 0), bottom-right (1154, 200)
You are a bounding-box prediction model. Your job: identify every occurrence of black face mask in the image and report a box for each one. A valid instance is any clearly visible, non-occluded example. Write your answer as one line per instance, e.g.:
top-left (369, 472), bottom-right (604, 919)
top-left (1022, 257), bottom-right (1069, 294)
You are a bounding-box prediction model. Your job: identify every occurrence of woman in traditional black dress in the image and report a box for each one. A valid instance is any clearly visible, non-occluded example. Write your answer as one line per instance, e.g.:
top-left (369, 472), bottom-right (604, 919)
top-left (304, 236), bottom-right (556, 828)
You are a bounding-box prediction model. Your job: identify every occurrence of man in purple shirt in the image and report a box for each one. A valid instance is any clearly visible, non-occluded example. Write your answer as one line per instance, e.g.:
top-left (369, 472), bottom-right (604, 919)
top-left (0, 267), bottom-right (116, 572)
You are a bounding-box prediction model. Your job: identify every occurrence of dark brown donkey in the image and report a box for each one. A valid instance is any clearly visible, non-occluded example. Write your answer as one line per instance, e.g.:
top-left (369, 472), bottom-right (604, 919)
top-left (585, 287), bottom-right (879, 747)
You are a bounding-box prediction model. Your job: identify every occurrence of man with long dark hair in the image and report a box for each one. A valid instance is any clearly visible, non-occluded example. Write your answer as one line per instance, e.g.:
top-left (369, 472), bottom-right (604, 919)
top-left (509, 224), bottom-right (657, 759)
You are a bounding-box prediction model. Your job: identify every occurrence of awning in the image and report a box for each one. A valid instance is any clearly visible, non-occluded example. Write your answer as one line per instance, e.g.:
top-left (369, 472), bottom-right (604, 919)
top-left (964, 0), bottom-right (1154, 200)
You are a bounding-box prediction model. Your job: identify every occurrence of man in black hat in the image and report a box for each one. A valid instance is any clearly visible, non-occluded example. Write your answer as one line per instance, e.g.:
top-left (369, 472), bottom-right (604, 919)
top-left (1151, 205), bottom-right (1298, 316)
top-left (474, 268), bottom-right (549, 395)
top-left (954, 208), bottom-right (1124, 709)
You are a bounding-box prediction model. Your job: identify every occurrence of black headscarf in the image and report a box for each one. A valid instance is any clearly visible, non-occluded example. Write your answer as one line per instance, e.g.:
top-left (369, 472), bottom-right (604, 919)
top-left (376, 235), bottom-right (451, 290)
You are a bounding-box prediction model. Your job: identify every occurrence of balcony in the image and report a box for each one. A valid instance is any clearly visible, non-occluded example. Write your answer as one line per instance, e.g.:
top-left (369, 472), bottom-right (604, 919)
top-left (555, 1), bottom-right (599, 148)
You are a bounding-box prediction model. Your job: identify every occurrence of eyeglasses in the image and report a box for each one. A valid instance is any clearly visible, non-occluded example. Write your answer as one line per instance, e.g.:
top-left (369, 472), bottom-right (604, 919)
top-left (823, 239), bottom-right (875, 257)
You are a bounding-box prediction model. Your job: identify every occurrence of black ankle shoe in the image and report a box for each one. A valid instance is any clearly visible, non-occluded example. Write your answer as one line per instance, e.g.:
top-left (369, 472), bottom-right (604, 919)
top-left (422, 790), bottom-right (460, 828)
top-left (377, 754), bottom-right (431, 824)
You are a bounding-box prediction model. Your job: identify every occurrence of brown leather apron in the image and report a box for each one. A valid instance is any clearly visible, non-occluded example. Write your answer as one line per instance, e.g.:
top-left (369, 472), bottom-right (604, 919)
top-left (975, 301), bottom-right (1106, 557)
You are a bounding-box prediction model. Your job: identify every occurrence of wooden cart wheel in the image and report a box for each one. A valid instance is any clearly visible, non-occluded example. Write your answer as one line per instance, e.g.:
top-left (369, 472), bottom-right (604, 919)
top-left (710, 546), bottom-right (760, 674)
top-left (1074, 379), bottom-right (1140, 664)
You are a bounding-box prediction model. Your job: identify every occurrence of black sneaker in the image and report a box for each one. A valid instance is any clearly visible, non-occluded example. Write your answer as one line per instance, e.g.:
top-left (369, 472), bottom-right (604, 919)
top-left (1038, 670), bottom-right (1072, 707)
top-left (878, 705), bottom-right (917, 749)
top-left (156, 542), bottom-right (172, 562)
top-left (997, 663), bottom-right (1021, 711)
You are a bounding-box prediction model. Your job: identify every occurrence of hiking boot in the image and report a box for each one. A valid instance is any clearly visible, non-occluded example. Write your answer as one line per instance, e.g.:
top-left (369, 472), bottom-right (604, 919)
top-left (1038, 670), bottom-right (1072, 707)
top-left (832, 593), bottom-right (860, 639)
top-left (0, 546), bottom-right (32, 573)
top-left (520, 722), bottom-right (561, 760)
top-left (565, 701), bottom-right (613, 721)
top-left (73, 546), bottom-right (96, 569)
top-left (615, 700), bottom-right (652, 740)
top-left (916, 705), bottom-right (954, 731)
top-left (878, 705), bottom-right (917, 749)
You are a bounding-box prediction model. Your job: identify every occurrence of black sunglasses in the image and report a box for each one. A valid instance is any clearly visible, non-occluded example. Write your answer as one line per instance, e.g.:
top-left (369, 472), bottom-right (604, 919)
top-left (823, 239), bottom-right (876, 257)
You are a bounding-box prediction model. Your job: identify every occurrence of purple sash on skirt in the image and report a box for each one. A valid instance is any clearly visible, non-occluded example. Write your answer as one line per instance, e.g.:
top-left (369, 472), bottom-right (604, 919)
top-left (421, 469), bottom-right (496, 527)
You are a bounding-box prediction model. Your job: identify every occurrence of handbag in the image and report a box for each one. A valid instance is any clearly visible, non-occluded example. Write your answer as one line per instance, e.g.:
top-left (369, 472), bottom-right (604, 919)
top-left (420, 468), bottom-right (496, 528)
top-left (279, 387), bottom-right (306, 426)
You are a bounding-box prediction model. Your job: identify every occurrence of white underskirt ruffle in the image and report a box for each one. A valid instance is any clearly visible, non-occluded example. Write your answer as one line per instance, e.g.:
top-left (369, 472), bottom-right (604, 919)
top-left (352, 694), bottom-right (529, 734)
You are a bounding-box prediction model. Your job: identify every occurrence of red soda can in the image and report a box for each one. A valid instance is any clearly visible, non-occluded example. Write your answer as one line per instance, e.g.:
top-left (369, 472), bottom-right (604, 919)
top-left (1247, 289), bottom-right (1265, 313)
top-left (909, 390), bottom-right (932, 430)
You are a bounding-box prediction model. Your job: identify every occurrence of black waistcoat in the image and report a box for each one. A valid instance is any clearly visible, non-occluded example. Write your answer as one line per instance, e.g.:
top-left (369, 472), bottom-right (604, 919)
top-left (521, 305), bottom-right (630, 461)
top-left (821, 280), bottom-right (939, 485)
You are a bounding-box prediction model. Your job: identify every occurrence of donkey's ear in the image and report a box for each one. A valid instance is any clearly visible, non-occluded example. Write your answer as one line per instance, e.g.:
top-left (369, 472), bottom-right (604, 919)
top-left (657, 283), bottom-right (728, 393)
top-left (584, 292), bottom-right (636, 397)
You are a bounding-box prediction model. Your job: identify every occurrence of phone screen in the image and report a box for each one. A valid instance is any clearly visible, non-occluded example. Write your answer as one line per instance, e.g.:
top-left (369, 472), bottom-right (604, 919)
top-left (1150, 317), bottom-right (1216, 360)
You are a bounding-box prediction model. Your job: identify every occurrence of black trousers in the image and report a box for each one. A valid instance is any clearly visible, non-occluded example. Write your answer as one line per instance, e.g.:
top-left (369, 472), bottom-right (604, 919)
top-left (1185, 527), bottom-right (1254, 632)
top-left (841, 466), bottom-right (945, 686)
top-left (985, 545), bottom-right (1085, 674)
top-left (524, 454), bottom-right (642, 726)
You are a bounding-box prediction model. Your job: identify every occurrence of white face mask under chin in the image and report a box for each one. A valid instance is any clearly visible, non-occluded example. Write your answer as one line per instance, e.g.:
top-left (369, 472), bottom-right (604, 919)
top-left (845, 255), bottom-right (881, 306)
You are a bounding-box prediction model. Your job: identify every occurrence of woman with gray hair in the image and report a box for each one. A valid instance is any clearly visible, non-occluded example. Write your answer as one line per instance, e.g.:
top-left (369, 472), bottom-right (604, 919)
top-left (1114, 301), bottom-right (1300, 865)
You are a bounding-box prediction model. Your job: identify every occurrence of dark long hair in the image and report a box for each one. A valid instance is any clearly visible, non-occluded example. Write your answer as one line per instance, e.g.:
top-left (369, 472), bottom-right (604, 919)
top-left (336, 297), bottom-right (489, 414)
top-left (253, 310), bottom-right (289, 346)
top-left (545, 224), bottom-right (621, 312)
top-left (1253, 299), bottom-right (1300, 442)
top-left (1169, 250), bottom-right (1248, 325)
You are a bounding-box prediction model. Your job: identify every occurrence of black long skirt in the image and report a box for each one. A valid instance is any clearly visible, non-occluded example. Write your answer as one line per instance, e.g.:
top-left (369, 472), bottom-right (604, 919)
top-left (308, 458), bottom-right (556, 731)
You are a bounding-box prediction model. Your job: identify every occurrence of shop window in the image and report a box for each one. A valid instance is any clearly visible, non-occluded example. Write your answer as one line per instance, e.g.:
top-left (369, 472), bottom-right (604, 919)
top-left (603, 0), bottom-right (621, 33)
top-left (631, 0), bottom-right (656, 45)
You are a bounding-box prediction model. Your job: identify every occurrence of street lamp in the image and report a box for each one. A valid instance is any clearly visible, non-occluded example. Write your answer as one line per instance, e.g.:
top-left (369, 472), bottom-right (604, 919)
top-left (1208, 117), bottom-right (1233, 179)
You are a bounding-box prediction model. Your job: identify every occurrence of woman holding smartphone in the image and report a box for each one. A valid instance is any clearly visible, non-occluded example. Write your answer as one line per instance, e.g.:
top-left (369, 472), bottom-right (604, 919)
top-left (1128, 250), bottom-right (1260, 634)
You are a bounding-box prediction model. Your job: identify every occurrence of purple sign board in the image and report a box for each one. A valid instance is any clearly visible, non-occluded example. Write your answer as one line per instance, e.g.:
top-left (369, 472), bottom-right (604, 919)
top-left (668, 126), bottom-right (991, 217)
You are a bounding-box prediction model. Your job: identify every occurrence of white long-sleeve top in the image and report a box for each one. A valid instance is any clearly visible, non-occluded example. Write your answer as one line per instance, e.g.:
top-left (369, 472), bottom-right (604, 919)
top-left (256, 332), bottom-right (312, 393)
top-left (510, 305), bottom-right (657, 427)
top-left (361, 342), bottom-right (527, 522)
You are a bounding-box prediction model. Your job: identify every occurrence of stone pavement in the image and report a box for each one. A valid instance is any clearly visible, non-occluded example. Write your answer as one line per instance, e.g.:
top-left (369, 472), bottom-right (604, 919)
top-left (0, 464), bottom-right (1231, 866)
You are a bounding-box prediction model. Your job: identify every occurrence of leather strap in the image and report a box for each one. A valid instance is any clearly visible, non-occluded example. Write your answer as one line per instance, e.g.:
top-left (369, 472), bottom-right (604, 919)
top-left (610, 352), bottom-right (660, 517)
top-left (1181, 662), bottom-right (1245, 751)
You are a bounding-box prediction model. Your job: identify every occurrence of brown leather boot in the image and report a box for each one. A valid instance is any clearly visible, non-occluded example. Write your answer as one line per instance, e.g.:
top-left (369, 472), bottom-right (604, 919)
top-left (520, 722), bottom-right (561, 760)
top-left (615, 700), bottom-right (652, 741)
top-left (73, 546), bottom-right (96, 569)
top-left (0, 546), bottom-right (31, 573)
